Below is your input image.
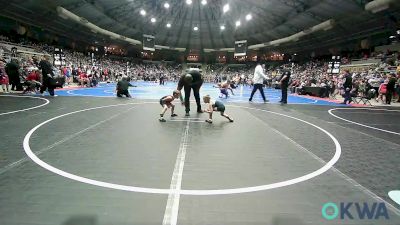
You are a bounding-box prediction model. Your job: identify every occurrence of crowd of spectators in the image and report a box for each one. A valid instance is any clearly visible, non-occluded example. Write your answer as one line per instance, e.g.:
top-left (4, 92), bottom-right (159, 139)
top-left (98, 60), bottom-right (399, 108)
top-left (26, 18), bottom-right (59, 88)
top-left (203, 54), bottom-right (400, 104)
top-left (1, 34), bottom-right (400, 103)
top-left (287, 53), bottom-right (400, 104)
top-left (0, 39), bottom-right (183, 93)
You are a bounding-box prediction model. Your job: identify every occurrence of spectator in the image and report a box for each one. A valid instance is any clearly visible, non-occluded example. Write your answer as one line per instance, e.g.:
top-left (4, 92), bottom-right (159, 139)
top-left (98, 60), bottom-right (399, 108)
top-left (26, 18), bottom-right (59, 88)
top-left (78, 70), bottom-right (89, 87)
top-left (386, 73), bottom-right (396, 104)
top-left (0, 60), bottom-right (10, 93)
top-left (396, 73), bottom-right (400, 102)
top-left (23, 68), bottom-right (41, 94)
top-left (342, 70), bottom-right (353, 104)
top-left (5, 59), bottom-right (22, 91)
top-left (376, 79), bottom-right (388, 103)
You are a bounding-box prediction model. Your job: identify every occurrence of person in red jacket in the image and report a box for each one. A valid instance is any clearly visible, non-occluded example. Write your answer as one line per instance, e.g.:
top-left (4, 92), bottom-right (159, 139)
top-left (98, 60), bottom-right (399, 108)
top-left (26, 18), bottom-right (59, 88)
top-left (79, 70), bottom-right (89, 87)
top-left (23, 69), bottom-right (41, 94)
top-left (0, 60), bottom-right (10, 93)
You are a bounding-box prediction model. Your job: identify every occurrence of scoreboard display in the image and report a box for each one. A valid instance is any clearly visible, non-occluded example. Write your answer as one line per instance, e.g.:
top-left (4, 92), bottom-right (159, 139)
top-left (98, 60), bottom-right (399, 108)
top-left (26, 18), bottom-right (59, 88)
top-left (234, 40), bottom-right (247, 57)
top-left (327, 56), bottom-right (341, 74)
top-left (143, 34), bottom-right (155, 52)
top-left (53, 48), bottom-right (66, 66)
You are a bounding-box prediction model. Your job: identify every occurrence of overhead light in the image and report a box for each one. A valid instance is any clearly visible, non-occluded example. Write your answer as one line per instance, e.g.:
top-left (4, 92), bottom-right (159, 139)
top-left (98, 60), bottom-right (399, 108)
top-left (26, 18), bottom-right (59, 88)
top-left (201, 0), bottom-right (207, 5)
top-left (235, 20), bottom-right (241, 27)
top-left (166, 23), bottom-right (171, 28)
top-left (151, 18), bottom-right (156, 23)
top-left (246, 14), bottom-right (252, 21)
top-left (223, 4), bottom-right (229, 13)
top-left (186, 0), bottom-right (192, 5)
top-left (164, 2), bottom-right (170, 9)
top-left (220, 25), bottom-right (225, 30)
top-left (193, 26), bottom-right (199, 31)
top-left (140, 9), bottom-right (146, 16)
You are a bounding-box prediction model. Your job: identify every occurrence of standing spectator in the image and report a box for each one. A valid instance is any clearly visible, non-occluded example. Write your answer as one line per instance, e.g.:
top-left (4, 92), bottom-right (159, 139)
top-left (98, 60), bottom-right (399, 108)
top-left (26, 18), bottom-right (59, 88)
top-left (5, 59), bottom-right (22, 91)
top-left (249, 62), bottom-right (269, 103)
top-left (386, 73), bottom-right (396, 105)
top-left (0, 60), bottom-right (10, 93)
top-left (376, 79), bottom-right (388, 103)
top-left (396, 73), bottom-right (400, 102)
top-left (39, 55), bottom-right (56, 96)
top-left (342, 70), bottom-right (353, 104)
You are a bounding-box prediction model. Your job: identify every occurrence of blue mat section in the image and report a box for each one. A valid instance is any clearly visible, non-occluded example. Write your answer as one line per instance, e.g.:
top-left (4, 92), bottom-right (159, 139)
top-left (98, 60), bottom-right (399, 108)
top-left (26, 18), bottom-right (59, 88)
top-left (55, 82), bottom-right (342, 106)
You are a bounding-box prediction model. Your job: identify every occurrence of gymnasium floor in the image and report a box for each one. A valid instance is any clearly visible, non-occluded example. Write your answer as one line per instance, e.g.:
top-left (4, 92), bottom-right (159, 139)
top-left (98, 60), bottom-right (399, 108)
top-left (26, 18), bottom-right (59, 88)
top-left (0, 83), bottom-right (400, 225)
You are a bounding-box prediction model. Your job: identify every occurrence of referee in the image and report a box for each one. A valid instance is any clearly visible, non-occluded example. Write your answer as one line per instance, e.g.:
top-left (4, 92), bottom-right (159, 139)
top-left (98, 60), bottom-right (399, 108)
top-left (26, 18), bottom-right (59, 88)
top-left (249, 62), bottom-right (269, 103)
top-left (279, 66), bottom-right (291, 104)
top-left (177, 69), bottom-right (203, 116)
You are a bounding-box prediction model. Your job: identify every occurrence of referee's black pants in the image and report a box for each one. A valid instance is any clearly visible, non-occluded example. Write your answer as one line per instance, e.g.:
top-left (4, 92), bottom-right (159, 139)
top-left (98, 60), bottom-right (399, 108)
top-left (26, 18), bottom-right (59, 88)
top-left (184, 84), bottom-right (202, 113)
top-left (40, 79), bottom-right (55, 96)
top-left (281, 84), bottom-right (288, 103)
top-left (117, 90), bottom-right (131, 98)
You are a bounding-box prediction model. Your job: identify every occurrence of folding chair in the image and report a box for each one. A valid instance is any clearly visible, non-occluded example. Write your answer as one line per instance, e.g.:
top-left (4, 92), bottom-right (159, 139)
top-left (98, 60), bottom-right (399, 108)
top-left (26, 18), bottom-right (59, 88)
top-left (353, 96), bottom-right (372, 106)
top-left (330, 87), bottom-right (338, 100)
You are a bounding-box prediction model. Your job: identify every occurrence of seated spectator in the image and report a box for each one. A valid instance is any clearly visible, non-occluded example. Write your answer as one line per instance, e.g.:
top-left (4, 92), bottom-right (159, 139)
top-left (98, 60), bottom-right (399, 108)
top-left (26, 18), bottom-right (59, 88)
top-left (78, 70), bottom-right (89, 87)
top-left (23, 68), bottom-right (41, 94)
top-left (62, 66), bottom-right (71, 86)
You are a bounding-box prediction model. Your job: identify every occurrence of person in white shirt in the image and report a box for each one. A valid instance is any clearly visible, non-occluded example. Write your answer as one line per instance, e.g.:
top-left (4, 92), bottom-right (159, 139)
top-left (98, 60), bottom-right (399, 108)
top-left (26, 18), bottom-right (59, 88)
top-left (249, 62), bottom-right (269, 102)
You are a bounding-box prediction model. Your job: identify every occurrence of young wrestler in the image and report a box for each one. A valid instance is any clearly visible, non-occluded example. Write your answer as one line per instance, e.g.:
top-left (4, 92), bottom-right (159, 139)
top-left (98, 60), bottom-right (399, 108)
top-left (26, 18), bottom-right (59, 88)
top-left (159, 90), bottom-right (181, 122)
top-left (203, 95), bottom-right (234, 123)
top-left (214, 80), bottom-right (234, 98)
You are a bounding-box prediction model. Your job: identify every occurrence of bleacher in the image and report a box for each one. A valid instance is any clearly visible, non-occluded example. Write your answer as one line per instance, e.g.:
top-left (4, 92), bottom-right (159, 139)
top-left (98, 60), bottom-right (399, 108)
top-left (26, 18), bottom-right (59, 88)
top-left (0, 41), bottom-right (46, 56)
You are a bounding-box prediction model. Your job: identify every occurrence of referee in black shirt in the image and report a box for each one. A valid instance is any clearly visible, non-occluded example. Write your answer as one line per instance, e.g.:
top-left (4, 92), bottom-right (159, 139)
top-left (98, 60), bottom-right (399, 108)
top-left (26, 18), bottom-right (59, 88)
top-left (177, 69), bottom-right (203, 116)
top-left (39, 55), bottom-right (56, 96)
top-left (116, 76), bottom-right (136, 98)
top-left (279, 67), bottom-right (291, 104)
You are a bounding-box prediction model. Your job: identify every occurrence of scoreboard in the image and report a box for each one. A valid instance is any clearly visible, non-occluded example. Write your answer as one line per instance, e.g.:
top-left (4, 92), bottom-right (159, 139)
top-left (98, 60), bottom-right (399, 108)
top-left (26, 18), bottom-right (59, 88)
top-left (53, 48), bottom-right (66, 66)
top-left (143, 34), bottom-right (155, 52)
top-left (234, 40), bottom-right (247, 57)
top-left (327, 56), bottom-right (341, 74)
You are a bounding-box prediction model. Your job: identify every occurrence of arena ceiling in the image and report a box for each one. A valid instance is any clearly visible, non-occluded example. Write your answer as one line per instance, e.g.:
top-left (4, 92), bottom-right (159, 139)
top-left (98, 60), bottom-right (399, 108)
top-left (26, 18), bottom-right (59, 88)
top-left (1, 0), bottom-right (400, 52)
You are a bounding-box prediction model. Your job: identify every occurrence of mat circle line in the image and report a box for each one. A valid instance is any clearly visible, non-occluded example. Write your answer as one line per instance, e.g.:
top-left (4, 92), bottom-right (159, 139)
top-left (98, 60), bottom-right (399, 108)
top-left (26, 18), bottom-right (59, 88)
top-left (328, 108), bottom-right (400, 136)
top-left (0, 95), bottom-right (50, 116)
top-left (23, 102), bottom-right (341, 195)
